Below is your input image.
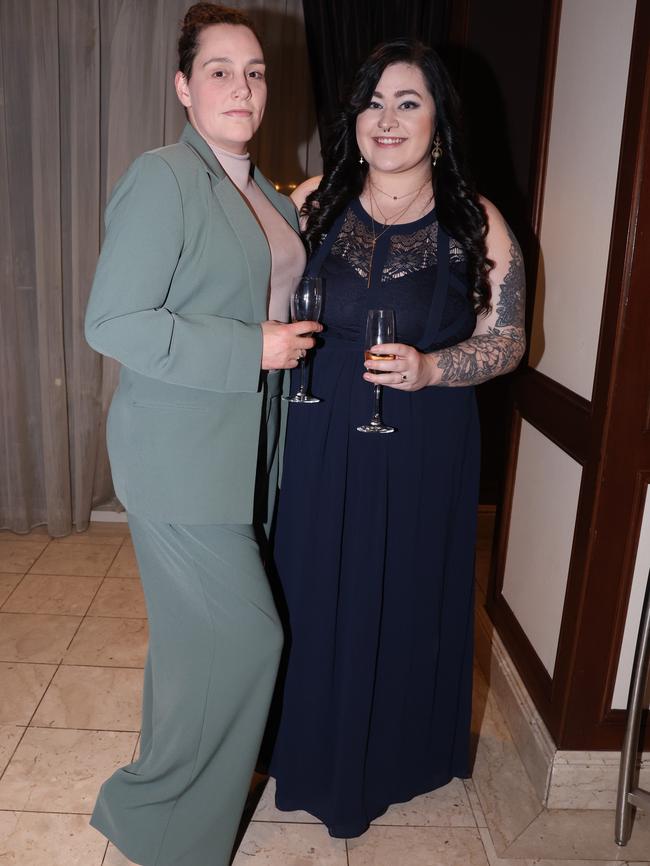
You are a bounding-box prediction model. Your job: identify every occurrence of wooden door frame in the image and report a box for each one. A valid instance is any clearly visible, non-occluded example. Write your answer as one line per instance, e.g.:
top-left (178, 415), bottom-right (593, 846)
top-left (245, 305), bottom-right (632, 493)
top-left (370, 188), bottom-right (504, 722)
top-left (487, 0), bottom-right (650, 749)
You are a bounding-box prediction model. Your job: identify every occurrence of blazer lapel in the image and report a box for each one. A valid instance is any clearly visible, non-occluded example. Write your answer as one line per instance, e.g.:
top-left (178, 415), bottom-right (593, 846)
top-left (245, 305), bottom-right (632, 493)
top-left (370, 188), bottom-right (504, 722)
top-left (253, 168), bottom-right (300, 232)
top-left (179, 123), bottom-right (300, 321)
top-left (180, 124), bottom-right (270, 321)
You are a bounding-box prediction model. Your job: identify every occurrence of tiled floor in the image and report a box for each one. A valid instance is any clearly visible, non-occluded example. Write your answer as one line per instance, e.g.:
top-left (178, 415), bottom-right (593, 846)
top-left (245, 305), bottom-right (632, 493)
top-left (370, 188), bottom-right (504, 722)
top-left (0, 517), bottom-right (647, 865)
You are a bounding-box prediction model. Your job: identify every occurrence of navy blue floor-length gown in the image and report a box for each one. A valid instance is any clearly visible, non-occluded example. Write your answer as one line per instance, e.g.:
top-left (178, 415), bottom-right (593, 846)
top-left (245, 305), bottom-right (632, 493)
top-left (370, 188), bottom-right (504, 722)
top-left (270, 200), bottom-right (480, 838)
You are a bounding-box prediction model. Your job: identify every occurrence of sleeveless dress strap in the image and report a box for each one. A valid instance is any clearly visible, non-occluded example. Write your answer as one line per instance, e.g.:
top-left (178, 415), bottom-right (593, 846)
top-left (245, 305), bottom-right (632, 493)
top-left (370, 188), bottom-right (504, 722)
top-left (304, 210), bottom-right (349, 277)
top-left (416, 225), bottom-right (451, 352)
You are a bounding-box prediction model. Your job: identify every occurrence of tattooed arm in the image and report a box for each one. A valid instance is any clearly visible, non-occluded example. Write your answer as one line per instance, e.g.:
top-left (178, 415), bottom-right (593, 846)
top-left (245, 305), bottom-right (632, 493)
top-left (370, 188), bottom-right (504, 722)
top-left (363, 199), bottom-right (526, 391)
top-left (432, 199), bottom-right (526, 387)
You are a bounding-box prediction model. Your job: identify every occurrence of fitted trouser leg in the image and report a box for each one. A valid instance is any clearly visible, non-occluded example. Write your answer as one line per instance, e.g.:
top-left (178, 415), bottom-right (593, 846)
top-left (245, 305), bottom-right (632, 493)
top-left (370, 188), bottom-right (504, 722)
top-left (90, 516), bottom-right (283, 866)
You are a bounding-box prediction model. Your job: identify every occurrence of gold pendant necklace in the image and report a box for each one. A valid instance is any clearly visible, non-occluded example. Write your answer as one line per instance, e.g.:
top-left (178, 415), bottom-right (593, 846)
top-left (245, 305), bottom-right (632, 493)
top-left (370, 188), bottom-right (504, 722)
top-left (365, 180), bottom-right (429, 290)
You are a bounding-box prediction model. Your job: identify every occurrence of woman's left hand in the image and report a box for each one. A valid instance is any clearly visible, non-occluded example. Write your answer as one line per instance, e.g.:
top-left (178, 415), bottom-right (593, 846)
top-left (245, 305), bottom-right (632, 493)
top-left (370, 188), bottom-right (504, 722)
top-left (363, 343), bottom-right (434, 391)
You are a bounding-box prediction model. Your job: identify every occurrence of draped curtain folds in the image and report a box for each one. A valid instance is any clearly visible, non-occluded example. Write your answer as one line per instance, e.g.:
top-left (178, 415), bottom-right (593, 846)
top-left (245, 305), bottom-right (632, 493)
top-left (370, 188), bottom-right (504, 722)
top-left (0, 0), bottom-right (319, 535)
top-left (301, 0), bottom-right (452, 143)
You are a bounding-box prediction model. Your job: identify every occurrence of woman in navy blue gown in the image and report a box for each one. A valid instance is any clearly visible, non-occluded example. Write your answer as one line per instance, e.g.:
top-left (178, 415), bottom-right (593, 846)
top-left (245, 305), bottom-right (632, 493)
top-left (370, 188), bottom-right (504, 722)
top-left (270, 39), bottom-right (525, 838)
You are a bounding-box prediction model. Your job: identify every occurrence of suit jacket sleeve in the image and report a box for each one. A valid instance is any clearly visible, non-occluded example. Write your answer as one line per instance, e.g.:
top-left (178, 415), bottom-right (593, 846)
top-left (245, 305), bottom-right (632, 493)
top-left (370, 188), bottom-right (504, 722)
top-left (85, 153), bottom-right (263, 393)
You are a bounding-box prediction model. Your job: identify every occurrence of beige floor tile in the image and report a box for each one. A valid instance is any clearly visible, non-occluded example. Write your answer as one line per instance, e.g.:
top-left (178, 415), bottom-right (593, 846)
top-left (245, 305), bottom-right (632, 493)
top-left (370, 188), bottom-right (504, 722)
top-left (88, 579), bottom-right (146, 618)
top-left (29, 543), bottom-right (118, 577)
top-left (0, 662), bottom-right (57, 724)
top-left (104, 842), bottom-right (139, 865)
top-left (373, 777), bottom-right (475, 828)
top-left (0, 613), bottom-right (82, 663)
top-left (1, 573), bottom-right (102, 615)
top-left (254, 777), bottom-right (320, 823)
top-left (0, 541), bottom-right (48, 573)
top-left (107, 542), bottom-right (139, 578)
top-left (479, 827), bottom-right (564, 866)
top-left (465, 779), bottom-right (488, 828)
top-left (32, 665), bottom-right (142, 731)
top-left (347, 826), bottom-right (489, 865)
top-left (0, 725), bottom-right (25, 774)
top-left (64, 617), bottom-right (148, 667)
top-left (471, 690), bottom-right (543, 853)
top-left (0, 727), bottom-right (137, 812)
top-left (502, 808), bottom-right (650, 861)
top-left (233, 821), bottom-right (347, 865)
top-left (0, 810), bottom-right (108, 865)
top-left (0, 574), bottom-right (22, 606)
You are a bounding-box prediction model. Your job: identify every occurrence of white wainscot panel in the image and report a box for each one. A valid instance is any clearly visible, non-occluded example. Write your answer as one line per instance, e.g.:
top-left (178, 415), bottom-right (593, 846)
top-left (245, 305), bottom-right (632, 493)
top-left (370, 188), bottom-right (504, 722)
top-left (502, 421), bottom-right (582, 675)
top-left (529, 0), bottom-right (636, 400)
top-left (612, 487), bottom-right (650, 710)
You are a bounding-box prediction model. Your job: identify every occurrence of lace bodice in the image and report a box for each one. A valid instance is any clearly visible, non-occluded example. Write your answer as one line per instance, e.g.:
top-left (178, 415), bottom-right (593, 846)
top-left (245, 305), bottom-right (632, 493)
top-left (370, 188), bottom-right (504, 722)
top-left (318, 199), bottom-right (474, 349)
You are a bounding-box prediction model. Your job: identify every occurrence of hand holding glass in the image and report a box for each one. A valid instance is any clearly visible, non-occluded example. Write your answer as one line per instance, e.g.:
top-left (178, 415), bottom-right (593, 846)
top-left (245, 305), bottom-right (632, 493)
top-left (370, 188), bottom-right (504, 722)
top-left (284, 277), bottom-right (323, 403)
top-left (357, 309), bottom-right (396, 434)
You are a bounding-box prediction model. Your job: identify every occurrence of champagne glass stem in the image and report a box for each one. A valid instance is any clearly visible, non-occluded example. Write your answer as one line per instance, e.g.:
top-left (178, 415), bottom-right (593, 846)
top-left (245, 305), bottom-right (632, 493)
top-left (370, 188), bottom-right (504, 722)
top-left (296, 356), bottom-right (307, 396)
top-left (371, 384), bottom-right (382, 426)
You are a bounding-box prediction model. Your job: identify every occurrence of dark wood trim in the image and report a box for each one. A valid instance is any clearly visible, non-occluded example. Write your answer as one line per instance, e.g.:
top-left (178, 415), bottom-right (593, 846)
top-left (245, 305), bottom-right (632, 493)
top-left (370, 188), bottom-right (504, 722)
top-left (602, 472), bottom-right (650, 720)
top-left (488, 592), bottom-right (553, 711)
top-left (557, 0), bottom-right (650, 749)
top-left (489, 0), bottom-right (650, 750)
top-left (489, 410), bottom-right (522, 599)
top-left (487, 0), bottom-right (565, 740)
top-left (513, 369), bottom-right (590, 465)
top-left (528, 0), bottom-right (562, 241)
top-left (521, 0), bottom-right (563, 343)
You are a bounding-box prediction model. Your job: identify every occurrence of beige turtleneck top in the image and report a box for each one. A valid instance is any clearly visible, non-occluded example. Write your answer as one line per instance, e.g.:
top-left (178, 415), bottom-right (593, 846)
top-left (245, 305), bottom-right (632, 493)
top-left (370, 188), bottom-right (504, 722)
top-left (210, 145), bottom-right (306, 323)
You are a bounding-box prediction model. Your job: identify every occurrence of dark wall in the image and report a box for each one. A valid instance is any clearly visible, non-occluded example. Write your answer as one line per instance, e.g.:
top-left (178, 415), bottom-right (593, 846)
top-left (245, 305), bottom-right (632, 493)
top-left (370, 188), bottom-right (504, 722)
top-left (451, 0), bottom-right (549, 503)
top-left (302, 0), bottom-right (452, 138)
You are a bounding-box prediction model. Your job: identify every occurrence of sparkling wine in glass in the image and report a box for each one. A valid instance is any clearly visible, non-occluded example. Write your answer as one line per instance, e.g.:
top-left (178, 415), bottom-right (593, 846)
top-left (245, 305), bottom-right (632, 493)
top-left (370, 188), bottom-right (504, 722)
top-left (357, 309), bottom-right (396, 433)
top-left (284, 276), bottom-right (324, 403)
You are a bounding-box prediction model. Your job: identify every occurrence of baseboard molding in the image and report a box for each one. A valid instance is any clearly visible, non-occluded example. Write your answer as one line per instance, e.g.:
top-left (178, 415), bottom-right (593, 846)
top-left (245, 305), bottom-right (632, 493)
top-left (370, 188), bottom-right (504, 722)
top-left (90, 509), bottom-right (127, 523)
top-left (475, 599), bottom-right (555, 803)
top-left (475, 599), bottom-right (650, 810)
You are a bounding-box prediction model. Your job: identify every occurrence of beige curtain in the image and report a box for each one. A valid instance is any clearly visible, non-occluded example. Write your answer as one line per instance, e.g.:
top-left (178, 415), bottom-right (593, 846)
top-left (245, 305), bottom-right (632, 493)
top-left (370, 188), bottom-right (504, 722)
top-left (0, 0), bottom-right (320, 536)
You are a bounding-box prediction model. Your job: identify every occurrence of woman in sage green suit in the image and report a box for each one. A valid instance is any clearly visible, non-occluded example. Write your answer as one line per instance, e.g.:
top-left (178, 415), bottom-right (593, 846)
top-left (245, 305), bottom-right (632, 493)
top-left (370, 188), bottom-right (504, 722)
top-left (84, 6), bottom-right (317, 865)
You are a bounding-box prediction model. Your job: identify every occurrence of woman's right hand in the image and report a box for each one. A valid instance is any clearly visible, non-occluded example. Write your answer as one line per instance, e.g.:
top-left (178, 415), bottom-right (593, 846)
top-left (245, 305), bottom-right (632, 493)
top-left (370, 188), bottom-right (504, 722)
top-left (261, 320), bottom-right (322, 370)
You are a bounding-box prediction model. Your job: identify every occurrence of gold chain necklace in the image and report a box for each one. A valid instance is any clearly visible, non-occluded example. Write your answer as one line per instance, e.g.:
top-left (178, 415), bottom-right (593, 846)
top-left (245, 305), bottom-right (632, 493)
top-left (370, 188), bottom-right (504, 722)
top-left (370, 177), bottom-right (430, 202)
top-left (365, 180), bottom-right (428, 290)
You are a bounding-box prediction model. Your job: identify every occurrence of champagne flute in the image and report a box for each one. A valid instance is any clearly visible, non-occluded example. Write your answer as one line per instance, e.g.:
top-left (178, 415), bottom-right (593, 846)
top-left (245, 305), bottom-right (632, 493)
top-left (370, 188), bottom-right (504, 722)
top-left (357, 309), bottom-right (396, 434)
top-left (284, 276), bottom-right (324, 403)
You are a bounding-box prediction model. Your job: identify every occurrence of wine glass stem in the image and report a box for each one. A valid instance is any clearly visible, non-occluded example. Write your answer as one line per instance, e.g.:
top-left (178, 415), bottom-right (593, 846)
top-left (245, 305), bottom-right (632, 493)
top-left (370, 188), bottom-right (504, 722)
top-left (371, 384), bottom-right (382, 425)
top-left (297, 356), bottom-right (307, 395)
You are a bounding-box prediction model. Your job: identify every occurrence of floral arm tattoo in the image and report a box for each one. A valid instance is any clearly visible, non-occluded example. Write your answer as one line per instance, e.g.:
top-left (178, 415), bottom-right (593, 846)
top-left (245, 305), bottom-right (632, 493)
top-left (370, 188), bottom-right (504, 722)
top-left (435, 226), bottom-right (526, 386)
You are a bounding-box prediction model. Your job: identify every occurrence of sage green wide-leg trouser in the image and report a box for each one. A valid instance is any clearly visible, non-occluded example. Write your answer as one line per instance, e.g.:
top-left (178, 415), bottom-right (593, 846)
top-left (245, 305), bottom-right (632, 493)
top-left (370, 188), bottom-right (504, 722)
top-left (91, 378), bottom-right (284, 866)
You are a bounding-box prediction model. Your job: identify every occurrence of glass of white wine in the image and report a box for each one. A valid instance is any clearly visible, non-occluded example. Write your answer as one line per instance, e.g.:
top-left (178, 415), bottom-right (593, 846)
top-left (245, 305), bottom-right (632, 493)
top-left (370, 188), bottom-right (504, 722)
top-left (357, 308), bottom-right (396, 434)
top-left (284, 276), bottom-right (324, 403)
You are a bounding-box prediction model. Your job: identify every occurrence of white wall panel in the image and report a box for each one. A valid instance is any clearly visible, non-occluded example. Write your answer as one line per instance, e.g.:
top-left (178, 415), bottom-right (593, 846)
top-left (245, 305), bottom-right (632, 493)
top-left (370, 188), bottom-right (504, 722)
top-left (529, 0), bottom-right (636, 400)
top-left (502, 422), bottom-right (582, 675)
top-left (612, 489), bottom-right (650, 710)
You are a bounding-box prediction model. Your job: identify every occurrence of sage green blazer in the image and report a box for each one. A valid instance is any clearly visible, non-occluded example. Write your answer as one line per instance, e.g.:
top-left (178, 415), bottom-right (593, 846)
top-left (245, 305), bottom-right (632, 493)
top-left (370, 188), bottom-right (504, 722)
top-left (85, 123), bottom-right (299, 524)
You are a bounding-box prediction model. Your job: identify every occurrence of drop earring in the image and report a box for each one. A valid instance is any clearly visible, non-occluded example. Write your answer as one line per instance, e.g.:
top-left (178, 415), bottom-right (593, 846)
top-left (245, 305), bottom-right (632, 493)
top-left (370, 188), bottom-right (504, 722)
top-left (431, 132), bottom-right (443, 167)
top-left (359, 155), bottom-right (365, 165)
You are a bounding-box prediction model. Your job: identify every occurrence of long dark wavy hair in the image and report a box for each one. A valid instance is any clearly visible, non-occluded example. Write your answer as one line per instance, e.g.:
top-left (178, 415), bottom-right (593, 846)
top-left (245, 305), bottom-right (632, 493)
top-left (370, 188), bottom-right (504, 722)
top-left (303, 39), bottom-right (492, 314)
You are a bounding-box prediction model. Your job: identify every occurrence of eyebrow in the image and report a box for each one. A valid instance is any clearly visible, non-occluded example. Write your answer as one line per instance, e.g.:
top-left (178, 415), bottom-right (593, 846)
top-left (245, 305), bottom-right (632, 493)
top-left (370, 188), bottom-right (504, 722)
top-left (202, 56), bottom-right (265, 66)
top-left (373, 89), bottom-right (423, 99)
